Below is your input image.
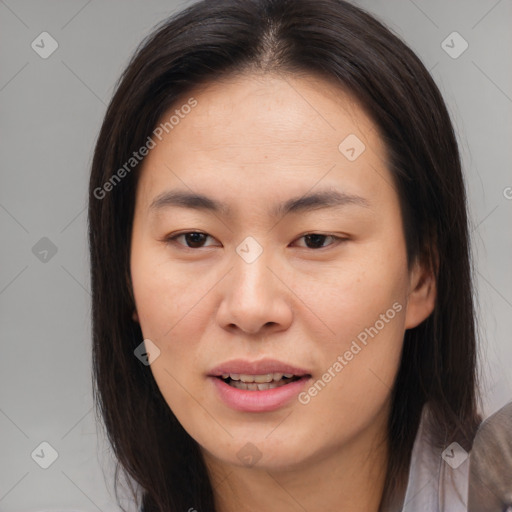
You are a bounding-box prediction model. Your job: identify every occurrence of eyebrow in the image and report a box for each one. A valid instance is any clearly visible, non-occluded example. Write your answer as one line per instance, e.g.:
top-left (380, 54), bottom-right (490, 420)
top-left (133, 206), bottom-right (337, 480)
top-left (149, 188), bottom-right (371, 218)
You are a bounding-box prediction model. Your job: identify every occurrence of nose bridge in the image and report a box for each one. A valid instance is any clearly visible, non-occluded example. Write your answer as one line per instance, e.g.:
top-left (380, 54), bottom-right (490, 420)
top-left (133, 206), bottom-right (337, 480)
top-left (232, 236), bottom-right (275, 302)
top-left (216, 235), bottom-right (292, 334)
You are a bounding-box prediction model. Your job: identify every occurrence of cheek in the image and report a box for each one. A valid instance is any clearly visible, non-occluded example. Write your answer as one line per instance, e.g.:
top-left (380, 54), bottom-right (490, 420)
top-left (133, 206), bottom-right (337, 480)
top-left (130, 245), bottom-right (210, 418)
top-left (296, 246), bottom-right (408, 415)
top-left (130, 257), bottom-right (172, 340)
top-left (304, 244), bottom-right (409, 332)
top-left (130, 244), bottom-right (217, 422)
top-left (130, 240), bottom-right (205, 340)
top-left (296, 287), bottom-right (406, 447)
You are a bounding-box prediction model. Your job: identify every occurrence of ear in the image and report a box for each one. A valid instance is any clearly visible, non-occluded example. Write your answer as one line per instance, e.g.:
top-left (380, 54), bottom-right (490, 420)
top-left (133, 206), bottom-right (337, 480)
top-left (404, 255), bottom-right (437, 330)
top-left (132, 310), bottom-right (139, 323)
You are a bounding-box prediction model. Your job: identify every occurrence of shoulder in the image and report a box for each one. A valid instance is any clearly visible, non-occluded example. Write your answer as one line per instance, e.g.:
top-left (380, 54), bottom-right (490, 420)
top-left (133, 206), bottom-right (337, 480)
top-left (468, 401), bottom-right (512, 509)
top-left (402, 405), bottom-right (469, 512)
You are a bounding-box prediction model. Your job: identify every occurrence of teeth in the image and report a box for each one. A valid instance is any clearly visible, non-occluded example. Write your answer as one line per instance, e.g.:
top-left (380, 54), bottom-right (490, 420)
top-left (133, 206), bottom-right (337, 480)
top-left (252, 374), bottom-right (273, 383)
top-left (229, 380), bottom-right (292, 391)
top-left (221, 372), bottom-right (295, 383)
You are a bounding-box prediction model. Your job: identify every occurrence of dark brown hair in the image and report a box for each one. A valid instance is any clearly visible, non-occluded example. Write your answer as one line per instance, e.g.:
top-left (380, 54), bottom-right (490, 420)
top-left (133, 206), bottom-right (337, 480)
top-left (88, 1), bottom-right (481, 510)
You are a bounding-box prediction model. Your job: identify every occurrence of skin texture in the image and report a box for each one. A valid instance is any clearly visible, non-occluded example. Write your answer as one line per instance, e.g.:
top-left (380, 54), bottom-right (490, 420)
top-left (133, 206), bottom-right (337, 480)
top-left (130, 72), bottom-right (436, 512)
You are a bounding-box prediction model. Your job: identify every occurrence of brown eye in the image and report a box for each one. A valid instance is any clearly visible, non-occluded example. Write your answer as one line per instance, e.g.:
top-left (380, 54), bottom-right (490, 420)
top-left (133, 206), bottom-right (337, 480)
top-left (166, 232), bottom-right (216, 249)
top-left (295, 233), bottom-right (344, 249)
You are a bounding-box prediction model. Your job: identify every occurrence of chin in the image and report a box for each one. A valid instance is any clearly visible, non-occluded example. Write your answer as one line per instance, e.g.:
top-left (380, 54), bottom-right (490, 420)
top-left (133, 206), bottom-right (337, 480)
top-left (205, 433), bottom-right (315, 472)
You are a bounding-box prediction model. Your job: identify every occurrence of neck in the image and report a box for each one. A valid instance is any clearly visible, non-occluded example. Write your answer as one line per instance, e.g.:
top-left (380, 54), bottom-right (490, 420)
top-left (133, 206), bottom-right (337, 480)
top-left (203, 415), bottom-right (390, 512)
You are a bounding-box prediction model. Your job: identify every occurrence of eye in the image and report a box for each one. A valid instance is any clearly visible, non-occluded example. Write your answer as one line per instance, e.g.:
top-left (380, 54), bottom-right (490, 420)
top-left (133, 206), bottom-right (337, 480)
top-left (164, 231), bottom-right (346, 250)
top-left (165, 231), bottom-right (218, 249)
top-left (293, 233), bottom-right (345, 249)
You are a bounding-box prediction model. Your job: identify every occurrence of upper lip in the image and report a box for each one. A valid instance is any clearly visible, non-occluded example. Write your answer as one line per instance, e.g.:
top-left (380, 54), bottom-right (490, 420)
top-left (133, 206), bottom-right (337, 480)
top-left (208, 358), bottom-right (311, 377)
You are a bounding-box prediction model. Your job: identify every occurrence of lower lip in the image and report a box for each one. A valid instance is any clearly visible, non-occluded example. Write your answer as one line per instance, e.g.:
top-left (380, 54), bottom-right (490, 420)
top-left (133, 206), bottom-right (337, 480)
top-left (209, 376), bottom-right (311, 413)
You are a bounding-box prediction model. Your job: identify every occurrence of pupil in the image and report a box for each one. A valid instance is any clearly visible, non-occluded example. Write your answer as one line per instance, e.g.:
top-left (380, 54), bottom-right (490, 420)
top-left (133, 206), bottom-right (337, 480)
top-left (305, 234), bottom-right (326, 249)
top-left (186, 232), bottom-right (206, 248)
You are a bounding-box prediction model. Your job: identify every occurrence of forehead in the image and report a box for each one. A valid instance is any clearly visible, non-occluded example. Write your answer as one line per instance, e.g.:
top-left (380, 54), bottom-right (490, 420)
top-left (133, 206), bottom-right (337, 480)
top-left (136, 72), bottom-right (393, 209)
top-left (172, 72), bottom-right (379, 152)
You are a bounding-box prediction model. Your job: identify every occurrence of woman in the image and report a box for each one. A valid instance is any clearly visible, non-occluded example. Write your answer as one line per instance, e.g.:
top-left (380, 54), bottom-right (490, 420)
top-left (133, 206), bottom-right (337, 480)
top-left (88, 1), bottom-right (482, 510)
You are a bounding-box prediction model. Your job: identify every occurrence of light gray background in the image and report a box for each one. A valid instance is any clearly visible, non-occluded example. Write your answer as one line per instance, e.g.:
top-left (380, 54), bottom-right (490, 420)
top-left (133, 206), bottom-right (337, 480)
top-left (1, 0), bottom-right (511, 510)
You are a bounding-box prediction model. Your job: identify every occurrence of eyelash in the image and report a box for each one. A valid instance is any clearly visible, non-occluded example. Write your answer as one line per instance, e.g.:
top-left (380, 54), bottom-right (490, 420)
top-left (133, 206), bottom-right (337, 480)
top-left (164, 231), bottom-right (347, 250)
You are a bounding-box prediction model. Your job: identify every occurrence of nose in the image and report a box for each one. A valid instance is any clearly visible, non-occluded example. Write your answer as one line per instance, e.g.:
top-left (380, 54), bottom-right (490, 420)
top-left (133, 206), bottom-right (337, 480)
top-left (215, 245), bottom-right (293, 336)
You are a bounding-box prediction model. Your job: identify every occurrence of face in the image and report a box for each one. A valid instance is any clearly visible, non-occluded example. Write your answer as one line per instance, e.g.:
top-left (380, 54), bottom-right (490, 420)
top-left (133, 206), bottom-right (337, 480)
top-left (130, 72), bottom-right (435, 474)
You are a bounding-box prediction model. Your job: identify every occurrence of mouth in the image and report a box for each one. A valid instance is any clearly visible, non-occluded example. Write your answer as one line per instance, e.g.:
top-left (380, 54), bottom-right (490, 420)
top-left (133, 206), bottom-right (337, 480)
top-left (208, 359), bottom-right (312, 412)
top-left (216, 373), bottom-right (307, 391)
top-left (210, 373), bottom-right (312, 412)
